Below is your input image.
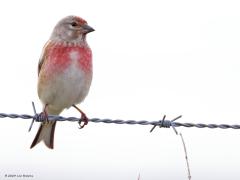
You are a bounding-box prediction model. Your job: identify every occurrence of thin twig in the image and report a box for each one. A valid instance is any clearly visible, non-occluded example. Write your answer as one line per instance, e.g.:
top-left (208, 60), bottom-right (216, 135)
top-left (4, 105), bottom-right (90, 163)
top-left (137, 173), bottom-right (140, 180)
top-left (179, 133), bottom-right (191, 180)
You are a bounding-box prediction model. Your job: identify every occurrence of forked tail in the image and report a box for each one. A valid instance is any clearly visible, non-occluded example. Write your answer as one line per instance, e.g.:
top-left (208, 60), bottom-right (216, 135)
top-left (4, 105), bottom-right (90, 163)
top-left (30, 121), bottom-right (56, 149)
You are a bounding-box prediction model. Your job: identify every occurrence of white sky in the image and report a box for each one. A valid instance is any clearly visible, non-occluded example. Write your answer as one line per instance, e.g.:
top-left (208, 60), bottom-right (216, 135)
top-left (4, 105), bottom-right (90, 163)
top-left (0, 0), bottom-right (240, 179)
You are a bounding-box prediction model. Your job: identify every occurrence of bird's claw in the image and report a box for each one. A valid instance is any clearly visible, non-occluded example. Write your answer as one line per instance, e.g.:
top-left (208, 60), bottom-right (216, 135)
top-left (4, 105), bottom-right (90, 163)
top-left (72, 104), bottom-right (89, 129)
top-left (78, 113), bottom-right (89, 129)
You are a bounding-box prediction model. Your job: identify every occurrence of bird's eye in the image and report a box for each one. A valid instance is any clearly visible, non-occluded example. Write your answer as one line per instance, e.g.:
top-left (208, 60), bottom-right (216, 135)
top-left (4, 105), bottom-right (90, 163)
top-left (70, 22), bottom-right (78, 27)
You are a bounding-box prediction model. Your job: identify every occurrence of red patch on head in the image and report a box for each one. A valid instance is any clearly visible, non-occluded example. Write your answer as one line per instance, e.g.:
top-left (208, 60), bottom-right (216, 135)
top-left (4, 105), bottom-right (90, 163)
top-left (74, 16), bottom-right (87, 25)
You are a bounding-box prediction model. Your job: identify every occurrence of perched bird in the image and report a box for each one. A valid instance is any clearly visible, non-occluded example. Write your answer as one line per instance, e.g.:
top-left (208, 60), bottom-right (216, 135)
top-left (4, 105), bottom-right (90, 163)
top-left (30, 15), bottom-right (94, 149)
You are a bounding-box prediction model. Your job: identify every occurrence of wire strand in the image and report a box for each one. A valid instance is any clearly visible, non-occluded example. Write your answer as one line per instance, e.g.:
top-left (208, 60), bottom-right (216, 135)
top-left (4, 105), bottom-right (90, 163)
top-left (0, 112), bottom-right (240, 129)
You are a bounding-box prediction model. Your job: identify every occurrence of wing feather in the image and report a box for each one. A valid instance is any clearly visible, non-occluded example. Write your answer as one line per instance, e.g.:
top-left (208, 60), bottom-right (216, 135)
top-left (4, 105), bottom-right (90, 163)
top-left (38, 41), bottom-right (52, 76)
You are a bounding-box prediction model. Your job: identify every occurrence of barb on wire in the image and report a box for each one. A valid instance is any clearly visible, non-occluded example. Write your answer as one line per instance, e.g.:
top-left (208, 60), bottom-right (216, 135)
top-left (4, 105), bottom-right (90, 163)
top-left (150, 115), bottom-right (166, 132)
top-left (149, 115), bottom-right (182, 134)
top-left (0, 102), bottom-right (240, 131)
top-left (28, 102), bottom-right (37, 132)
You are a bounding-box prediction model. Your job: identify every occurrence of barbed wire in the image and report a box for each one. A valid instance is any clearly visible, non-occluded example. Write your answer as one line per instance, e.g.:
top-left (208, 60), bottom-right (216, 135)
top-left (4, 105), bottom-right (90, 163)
top-left (0, 102), bottom-right (240, 134)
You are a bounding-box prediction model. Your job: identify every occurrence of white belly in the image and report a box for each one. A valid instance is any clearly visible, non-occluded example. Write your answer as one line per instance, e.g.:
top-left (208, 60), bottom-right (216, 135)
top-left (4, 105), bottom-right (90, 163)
top-left (38, 59), bottom-right (92, 113)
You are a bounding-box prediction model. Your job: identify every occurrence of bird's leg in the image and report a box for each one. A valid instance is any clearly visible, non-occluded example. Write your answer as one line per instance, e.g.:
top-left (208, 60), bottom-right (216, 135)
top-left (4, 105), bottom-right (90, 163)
top-left (39, 104), bottom-right (49, 124)
top-left (72, 104), bottom-right (88, 129)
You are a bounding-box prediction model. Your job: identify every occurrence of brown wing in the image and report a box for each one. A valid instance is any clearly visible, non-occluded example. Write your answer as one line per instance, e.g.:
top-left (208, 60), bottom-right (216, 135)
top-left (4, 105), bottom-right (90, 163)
top-left (38, 41), bottom-right (51, 76)
top-left (38, 57), bottom-right (44, 76)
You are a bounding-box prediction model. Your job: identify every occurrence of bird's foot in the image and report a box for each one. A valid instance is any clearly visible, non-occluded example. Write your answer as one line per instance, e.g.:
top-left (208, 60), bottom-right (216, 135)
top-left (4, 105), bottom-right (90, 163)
top-left (72, 104), bottom-right (89, 129)
top-left (39, 104), bottom-right (49, 124)
top-left (78, 112), bottom-right (89, 129)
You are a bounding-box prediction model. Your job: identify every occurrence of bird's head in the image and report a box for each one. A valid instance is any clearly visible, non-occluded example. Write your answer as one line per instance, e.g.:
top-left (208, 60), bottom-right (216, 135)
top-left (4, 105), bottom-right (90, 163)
top-left (51, 15), bottom-right (94, 44)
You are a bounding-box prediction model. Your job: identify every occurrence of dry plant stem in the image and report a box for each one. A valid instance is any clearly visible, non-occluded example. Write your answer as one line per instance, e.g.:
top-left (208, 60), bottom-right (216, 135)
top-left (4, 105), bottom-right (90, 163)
top-left (179, 133), bottom-right (191, 180)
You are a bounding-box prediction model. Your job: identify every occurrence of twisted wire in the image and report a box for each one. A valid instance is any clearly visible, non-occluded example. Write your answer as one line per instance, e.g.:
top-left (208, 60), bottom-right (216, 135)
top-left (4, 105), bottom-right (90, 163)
top-left (0, 112), bottom-right (240, 130)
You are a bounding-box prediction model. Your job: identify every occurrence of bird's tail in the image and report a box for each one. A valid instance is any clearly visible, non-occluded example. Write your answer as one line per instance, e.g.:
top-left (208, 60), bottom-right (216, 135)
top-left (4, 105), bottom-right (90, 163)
top-left (30, 121), bottom-right (56, 149)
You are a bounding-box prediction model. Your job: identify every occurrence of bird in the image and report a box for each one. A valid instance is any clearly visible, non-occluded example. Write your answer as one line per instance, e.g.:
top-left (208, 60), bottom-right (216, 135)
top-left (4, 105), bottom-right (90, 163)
top-left (30, 15), bottom-right (94, 149)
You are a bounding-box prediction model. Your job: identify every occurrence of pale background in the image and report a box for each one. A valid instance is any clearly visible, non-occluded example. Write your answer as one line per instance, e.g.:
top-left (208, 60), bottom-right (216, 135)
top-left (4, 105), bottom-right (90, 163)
top-left (0, 0), bottom-right (240, 179)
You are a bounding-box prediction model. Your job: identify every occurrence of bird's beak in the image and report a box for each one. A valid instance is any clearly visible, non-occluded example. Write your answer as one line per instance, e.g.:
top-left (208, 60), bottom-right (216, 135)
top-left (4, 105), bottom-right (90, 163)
top-left (81, 24), bottom-right (95, 34)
